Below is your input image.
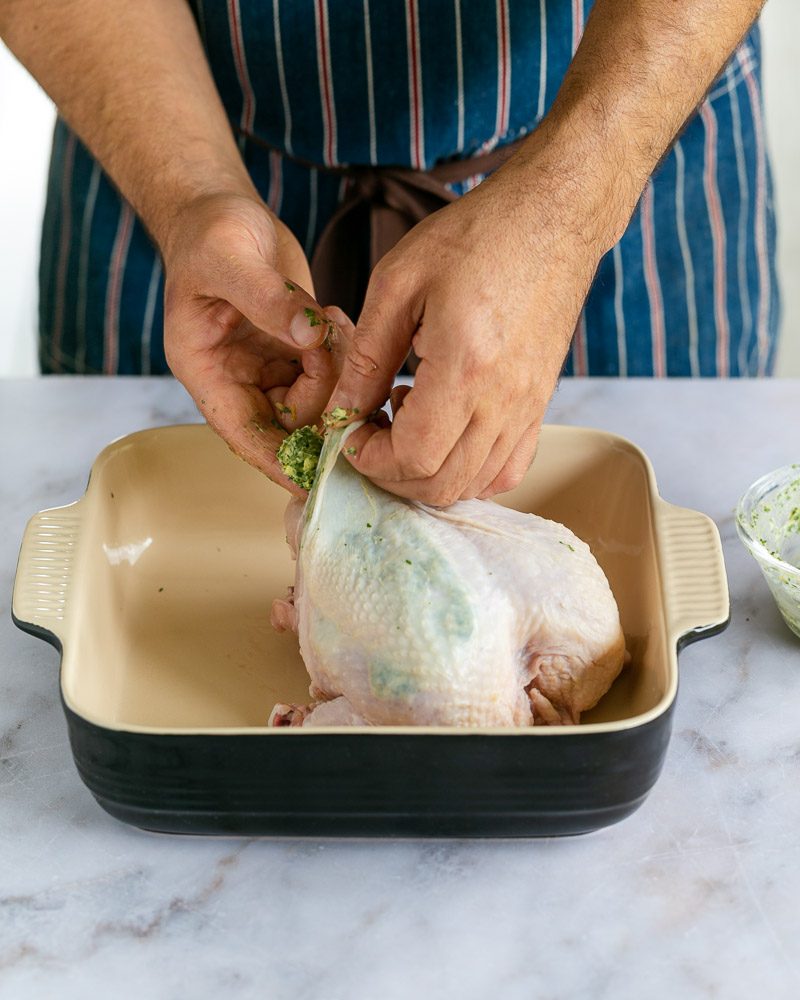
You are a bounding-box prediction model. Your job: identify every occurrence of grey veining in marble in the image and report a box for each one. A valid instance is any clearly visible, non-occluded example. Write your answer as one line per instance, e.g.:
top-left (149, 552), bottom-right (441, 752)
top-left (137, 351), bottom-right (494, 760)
top-left (1, 377), bottom-right (800, 1000)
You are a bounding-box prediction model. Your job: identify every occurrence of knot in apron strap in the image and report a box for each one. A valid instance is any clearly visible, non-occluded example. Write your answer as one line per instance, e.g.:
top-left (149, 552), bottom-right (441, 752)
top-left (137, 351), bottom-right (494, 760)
top-left (310, 139), bottom-right (524, 320)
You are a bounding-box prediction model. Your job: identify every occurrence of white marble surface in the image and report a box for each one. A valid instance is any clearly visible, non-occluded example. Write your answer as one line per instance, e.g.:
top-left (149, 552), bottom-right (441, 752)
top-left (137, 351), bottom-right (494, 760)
top-left (1, 377), bottom-right (800, 1000)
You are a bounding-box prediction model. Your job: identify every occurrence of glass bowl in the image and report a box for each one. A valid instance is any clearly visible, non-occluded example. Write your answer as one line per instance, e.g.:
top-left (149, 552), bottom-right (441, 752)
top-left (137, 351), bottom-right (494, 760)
top-left (736, 464), bottom-right (800, 638)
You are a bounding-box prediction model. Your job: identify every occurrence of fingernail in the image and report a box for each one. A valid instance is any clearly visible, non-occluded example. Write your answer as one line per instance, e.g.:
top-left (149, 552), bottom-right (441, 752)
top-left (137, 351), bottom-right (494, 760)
top-left (290, 310), bottom-right (323, 347)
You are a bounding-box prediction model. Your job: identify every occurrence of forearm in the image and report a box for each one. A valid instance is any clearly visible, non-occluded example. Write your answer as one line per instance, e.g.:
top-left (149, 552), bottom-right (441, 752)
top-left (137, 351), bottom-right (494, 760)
top-left (1, 0), bottom-right (258, 256)
top-left (507, 0), bottom-right (765, 254)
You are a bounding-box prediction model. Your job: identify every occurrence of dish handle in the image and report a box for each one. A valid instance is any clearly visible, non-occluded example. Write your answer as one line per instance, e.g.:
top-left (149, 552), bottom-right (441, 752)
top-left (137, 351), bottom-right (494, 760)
top-left (654, 499), bottom-right (730, 647)
top-left (12, 501), bottom-right (84, 650)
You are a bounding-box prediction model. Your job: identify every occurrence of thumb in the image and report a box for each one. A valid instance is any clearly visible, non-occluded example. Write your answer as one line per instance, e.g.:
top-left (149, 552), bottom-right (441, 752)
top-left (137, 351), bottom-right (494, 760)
top-left (210, 250), bottom-right (330, 350)
top-left (326, 274), bottom-right (418, 421)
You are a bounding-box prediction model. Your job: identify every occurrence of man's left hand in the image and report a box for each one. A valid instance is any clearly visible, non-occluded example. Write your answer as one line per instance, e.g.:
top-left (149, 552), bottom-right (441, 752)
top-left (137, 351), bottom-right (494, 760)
top-left (325, 149), bottom-right (607, 505)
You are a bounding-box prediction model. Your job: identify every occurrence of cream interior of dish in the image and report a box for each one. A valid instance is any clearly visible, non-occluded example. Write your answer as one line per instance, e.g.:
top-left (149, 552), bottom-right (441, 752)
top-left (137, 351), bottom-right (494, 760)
top-left (62, 425), bottom-right (668, 729)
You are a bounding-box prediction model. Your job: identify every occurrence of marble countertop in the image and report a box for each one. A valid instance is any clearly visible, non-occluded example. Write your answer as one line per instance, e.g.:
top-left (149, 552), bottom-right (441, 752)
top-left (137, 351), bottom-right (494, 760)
top-left (1, 377), bottom-right (799, 1000)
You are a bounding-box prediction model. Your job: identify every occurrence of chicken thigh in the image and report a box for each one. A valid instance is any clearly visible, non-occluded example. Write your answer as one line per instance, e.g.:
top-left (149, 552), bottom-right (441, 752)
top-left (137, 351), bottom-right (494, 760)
top-left (270, 424), bottom-right (625, 728)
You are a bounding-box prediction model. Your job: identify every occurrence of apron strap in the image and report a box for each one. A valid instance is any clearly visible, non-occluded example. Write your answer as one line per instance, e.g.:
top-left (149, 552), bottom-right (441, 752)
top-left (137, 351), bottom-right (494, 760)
top-left (237, 128), bottom-right (525, 320)
top-left (311, 143), bottom-right (524, 319)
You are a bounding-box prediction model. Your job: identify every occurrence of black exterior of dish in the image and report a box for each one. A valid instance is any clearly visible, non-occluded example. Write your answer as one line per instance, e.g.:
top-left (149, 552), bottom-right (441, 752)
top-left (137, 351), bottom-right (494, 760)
top-left (14, 612), bottom-right (728, 838)
top-left (63, 698), bottom-right (675, 838)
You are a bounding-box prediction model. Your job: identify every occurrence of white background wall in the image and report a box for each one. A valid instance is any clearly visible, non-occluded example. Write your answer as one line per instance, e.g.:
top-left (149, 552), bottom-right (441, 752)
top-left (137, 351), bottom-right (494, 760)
top-left (1, 2), bottom-right (798, 376)
top-left (0, 40), bottom-right (53, 376)
top-left (760, 0), bottom-right (800, 376)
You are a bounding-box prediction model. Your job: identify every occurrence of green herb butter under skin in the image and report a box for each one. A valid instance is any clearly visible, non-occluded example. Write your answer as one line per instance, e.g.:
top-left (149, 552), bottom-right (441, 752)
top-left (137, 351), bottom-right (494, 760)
top-left (277, 426), bottom-right (324, 491)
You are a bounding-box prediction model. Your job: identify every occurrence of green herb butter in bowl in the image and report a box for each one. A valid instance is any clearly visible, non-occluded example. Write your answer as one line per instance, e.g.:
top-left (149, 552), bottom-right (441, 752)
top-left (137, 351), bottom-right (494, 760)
top-left (736, 464), bottom-right (800, 638)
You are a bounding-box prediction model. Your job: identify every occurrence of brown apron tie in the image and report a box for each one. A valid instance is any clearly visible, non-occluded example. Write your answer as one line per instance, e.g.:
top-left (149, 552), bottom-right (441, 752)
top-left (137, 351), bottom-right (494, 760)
top-left (237, 126), bottom-right (526, 342)
top-left (309, 140), bottom-right (525, 320)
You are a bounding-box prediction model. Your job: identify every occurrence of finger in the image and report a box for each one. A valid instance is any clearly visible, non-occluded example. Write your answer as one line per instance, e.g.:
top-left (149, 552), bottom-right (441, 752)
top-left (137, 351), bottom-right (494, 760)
top-left (477, 423), bottom-right (541, 499)
top-left (268, 307), bottom-right (354, 429)
top-left (460, 420), bottom-right (535, 500)
top-left (206, 252), bottom-right (330, 351)
top-left (259, 359), bottom-right (303, 391)
top-left (267, 346), bottom-right (335, 429)
top-left (321, 305), bottom-right (356, 347)
top-left (342, 361), bottom-right (474, 482)
top-left (319, 304), bottom-right (355, 374)
top-left (346, 414), bottom-right (500, 507)
top-left (199, 376), bottom-right (306, 498)
top-left (325, 265), bottom-right (420, 422)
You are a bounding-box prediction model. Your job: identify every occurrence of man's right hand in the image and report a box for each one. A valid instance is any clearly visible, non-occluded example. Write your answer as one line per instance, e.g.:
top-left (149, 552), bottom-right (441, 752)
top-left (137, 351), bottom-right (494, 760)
top-left (2, 0), bottom-right (346, 494)
top-left (162, 193), bottom-right (343, 494)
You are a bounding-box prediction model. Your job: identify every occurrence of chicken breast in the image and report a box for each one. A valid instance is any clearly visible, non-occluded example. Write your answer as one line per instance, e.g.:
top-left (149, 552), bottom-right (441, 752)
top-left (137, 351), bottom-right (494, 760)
top-left (270, 425), bottom-right (625, 728)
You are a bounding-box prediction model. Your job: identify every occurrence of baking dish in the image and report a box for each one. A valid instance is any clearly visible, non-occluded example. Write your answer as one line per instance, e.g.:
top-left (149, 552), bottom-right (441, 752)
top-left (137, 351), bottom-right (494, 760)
top-left (12, 424), bottom-right (728, 837)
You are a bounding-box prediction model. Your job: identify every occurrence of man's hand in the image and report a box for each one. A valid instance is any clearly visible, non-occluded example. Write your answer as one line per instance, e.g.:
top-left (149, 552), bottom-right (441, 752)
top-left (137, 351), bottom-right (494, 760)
top-left (163, 193), bottom-right (344, 494)
top-left (3, 0), bottom-right (348, 492)
top-left (4, 0), bottom-right (764, 503)
top-left (326, 148), bottom-right (603, 506)
top-left (326, 0), bottom-right (765, 505)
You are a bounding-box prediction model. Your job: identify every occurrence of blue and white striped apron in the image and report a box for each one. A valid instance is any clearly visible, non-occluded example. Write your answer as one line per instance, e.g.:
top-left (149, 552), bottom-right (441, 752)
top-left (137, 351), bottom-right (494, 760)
top-left (39, 1), bottom-right (779, 377)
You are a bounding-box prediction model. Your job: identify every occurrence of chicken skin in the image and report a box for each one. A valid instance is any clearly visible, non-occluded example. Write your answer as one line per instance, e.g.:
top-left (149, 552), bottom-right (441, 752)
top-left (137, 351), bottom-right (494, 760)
top-left (270, 425), bottom-right (625, 728)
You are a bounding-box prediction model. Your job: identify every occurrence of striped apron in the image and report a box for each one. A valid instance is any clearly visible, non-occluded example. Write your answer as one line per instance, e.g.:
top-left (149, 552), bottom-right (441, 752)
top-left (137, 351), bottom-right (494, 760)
top-left (39, 1), bottom-right (779, 378)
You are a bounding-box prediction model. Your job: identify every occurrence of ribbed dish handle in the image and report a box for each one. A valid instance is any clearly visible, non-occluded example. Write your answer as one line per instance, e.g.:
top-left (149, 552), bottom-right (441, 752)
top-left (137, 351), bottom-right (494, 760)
top-left (12, 502), bottom-right (84, 646)
top-left (654, 499), bottom-right (730, 645)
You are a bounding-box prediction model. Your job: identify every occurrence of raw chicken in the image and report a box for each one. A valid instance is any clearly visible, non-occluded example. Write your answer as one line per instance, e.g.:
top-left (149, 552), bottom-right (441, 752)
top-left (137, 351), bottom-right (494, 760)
top-left (270, 424), bottom-right (625, 728)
